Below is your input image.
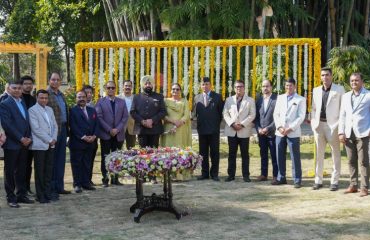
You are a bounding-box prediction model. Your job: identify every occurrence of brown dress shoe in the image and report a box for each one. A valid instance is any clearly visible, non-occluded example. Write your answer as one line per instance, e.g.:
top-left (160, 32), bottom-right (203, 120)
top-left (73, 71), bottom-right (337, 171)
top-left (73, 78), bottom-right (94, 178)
top-left (359, 189), bottom-right (368, 197)
top-left (344, 186), bottom-right (358, 194)
top-left (257, 175), bottom-right (268, 181)
top-left (271, 177), bottom-right (278, 185)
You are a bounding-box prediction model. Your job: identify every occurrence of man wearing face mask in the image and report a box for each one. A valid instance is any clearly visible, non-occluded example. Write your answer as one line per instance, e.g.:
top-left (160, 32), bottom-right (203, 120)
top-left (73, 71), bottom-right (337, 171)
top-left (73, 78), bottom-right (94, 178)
top-left (131, 75), bottom-right (166, 148)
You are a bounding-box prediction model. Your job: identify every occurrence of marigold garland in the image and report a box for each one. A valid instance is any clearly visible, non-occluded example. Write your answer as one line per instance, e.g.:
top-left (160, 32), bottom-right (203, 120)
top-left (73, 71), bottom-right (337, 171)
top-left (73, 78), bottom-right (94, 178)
top-left (136, 48), bottom-right (140, 94)
top-left (268, 46), bottom-right (273, 80)
top-left (189, 47), bottom-right (194, 110)
top-left (114, 48), bottom-right (119, 93)
top-left (236, 46), bottom-right (241, 80)
top-left (94, 48), bottom-right (99, 101)
top-left (200, 46), bottom-right (205, 78)
top-left (298, 45), bottom-right (302, 95)
top-left (167, 47), bottom-right (172, 97)
top-left (105, 48), bottom-right (109, 82)
top-left (210, 46), bottom-right (215, 89)
top-left (222, 46), bottom-right (227, 100)
top-left (75, 46), bottom-right (83, 89)
top-left (285, 45), bottom-right (289, 78)
top-left (125, 48), bottom-right (129, 80)
top-left (84, 49), bottom-right (88, 85)
top-left (156, 47), bottom-right (161, 93)
top-left (178, 47), bottom-right (183, 85)
top-left (252, 45), bottom-right (257, 99)
top-left (308, 45), bottom-right (313, 112)
top-left (146, 47), bottom-right (150, 75)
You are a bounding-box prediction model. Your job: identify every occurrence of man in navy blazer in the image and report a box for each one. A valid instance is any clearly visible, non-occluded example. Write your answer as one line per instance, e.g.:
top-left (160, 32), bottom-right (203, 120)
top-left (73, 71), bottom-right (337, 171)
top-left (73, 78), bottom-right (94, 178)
top-left (255, 80), bottom-right (278, 183)
top-left (69, 91), bottom-right (99, 193)
top-left (96, 81), bottom-right (129, 187)
top-left (0, 80), bottom-right (34, 208)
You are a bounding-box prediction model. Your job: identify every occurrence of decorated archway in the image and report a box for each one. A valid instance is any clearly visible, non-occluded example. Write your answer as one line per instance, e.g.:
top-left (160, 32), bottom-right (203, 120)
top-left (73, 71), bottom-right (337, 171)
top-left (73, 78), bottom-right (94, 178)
top-left (0, 43), bottom-right (53, 90)
top-left (75, 38), bottom-right (321, 111)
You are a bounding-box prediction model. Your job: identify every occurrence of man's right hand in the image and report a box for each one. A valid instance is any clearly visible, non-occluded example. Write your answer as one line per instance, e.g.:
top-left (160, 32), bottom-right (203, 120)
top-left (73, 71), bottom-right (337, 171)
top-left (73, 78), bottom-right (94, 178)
top-left (339, 134), bottom-right (346, 144)
top-left (21, 137), bottom-right (32, 147)
top-left (278, 127), bottom-right (285, 135)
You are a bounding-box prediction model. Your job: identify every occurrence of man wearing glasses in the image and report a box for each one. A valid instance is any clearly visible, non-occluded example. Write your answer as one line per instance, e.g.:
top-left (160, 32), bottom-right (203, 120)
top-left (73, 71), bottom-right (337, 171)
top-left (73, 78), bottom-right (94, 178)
top-left (95, 81), bottom-right (129, 187)
top-left (223, 80), bottom-right (256, 182)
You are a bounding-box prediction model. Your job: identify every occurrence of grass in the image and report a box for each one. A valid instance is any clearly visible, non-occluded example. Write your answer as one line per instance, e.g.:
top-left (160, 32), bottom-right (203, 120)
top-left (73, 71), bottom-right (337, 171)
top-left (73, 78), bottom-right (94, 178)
top-left (0, 142), bottom-right (369, 240)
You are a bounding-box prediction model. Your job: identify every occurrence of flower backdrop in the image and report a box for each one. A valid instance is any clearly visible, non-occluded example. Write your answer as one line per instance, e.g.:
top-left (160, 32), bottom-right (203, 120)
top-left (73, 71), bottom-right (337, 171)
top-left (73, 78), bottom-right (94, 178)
top-left (75, 38), bottom-right (321, 111)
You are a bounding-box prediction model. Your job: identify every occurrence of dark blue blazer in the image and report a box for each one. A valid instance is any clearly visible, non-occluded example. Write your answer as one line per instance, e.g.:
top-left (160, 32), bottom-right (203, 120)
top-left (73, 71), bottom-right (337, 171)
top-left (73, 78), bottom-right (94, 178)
top-left (68, 105), bottom-right (99, 150)
top-left (255, 93), bottom-right (277, 137)
top-left (0, 96), bottom-right (31, 150)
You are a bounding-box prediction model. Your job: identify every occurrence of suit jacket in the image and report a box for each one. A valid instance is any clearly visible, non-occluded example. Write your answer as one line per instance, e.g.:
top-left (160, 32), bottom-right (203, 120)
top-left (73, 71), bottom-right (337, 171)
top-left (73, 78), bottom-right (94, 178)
top-left (273, 93), bottom-right (306, 138)
top-left (192, 91), bottom-right (223, 135)
top-left (29, 103), bottom-right (58, 150)
top-left (255, 93), bottom-right (277, 137)
top-left (311, 83), bottom-right (345, 132)
top-left (338, 88), bottom-right (370, 138)
top-left (0, 92), bottom-right (9, 102)
top-left (118, 94), bottom-right (135, 135)
top-left (223, 94), bottom-right (256, 138)
top-left (95, 96), bottom-right (129, 141)
top-left (130, 92), bottom-right (166, 135)
top-left (69, 105), bottom-right (99, 150)
top-left (0, 96), bottom-right (31, 150)
top-left (47, 87), bottom-right (69, 135)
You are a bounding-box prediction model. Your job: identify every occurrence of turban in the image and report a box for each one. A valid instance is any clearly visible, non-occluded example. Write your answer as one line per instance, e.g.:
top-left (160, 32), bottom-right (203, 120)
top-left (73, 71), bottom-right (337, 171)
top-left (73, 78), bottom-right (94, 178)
top-left (140, 75), bottom-right (155, 91)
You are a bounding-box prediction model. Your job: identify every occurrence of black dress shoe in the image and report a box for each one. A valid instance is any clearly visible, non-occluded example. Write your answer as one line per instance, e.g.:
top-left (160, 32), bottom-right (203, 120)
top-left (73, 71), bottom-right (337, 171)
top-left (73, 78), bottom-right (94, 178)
top-left (294, 183), bottom-right (302, 189)
top-left (312, 183), bottom-right (323, 190)
top-left (212, 177), bottom-right (220, 181)
top-left (37, 198), bottom-right (50, 204)
top-left (271, 179), bottom-right (287, 185)
top-left (58, 190), bottom-right (71, 194)
top-left (330, 184), bottom-right (339, 191)
top-left (197, 176), bottom-right (209, 180)
top-left (225, 176), bottom-right (235, 182)
top-left (74, 186), bottom-right (82, 193)
top-left (243, 177), bottom-right (251, 182)
top-left (82, 185), bottom-right (96, 191)
top-left (112, 180), bottom-right (124, 186)
top-left (8, 202), bottom-right (20, 208)
top-left (17, 197), bottom-right (35, 204)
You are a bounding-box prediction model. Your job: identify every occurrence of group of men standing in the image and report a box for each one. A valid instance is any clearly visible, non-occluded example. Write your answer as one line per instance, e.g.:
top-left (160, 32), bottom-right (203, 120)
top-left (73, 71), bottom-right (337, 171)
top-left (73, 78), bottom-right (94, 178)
top-left (194, 69), bottom-right (369, 197)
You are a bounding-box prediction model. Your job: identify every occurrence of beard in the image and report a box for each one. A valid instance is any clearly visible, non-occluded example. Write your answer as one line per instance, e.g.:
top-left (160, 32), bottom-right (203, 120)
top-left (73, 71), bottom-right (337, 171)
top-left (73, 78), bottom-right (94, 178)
top-left (144, 87), bottom-right (153, 94)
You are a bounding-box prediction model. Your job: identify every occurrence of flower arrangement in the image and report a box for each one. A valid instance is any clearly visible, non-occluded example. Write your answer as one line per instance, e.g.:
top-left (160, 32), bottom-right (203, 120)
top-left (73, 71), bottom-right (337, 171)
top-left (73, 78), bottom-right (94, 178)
top-left (105, 147), bottom-right (203, 180)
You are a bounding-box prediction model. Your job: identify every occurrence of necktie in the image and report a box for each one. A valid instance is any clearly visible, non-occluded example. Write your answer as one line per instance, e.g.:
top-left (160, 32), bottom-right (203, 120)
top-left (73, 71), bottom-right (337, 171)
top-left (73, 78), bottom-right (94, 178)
top-left (83, 107), bottom-right (89, 120)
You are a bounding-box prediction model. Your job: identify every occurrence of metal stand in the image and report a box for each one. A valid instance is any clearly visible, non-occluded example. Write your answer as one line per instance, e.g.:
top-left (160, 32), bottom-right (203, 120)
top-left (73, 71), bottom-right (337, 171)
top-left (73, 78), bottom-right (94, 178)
top-left (130, 170), bottom-right (188, 223)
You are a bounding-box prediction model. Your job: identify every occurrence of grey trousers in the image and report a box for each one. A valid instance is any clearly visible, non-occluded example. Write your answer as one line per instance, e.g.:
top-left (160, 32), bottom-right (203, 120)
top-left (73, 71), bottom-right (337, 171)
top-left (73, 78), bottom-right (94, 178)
top-left (345, 131), bottom-right (369, 189)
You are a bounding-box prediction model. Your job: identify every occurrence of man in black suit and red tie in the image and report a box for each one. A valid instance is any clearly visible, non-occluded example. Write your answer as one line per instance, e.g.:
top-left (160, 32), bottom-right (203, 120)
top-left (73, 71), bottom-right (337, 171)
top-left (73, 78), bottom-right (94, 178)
top-left (192, 77), bottom-right (224, 181)
top-left (69, 90), bottom-right (99, 193)
top-left (0, 80), bottom-right (34, 208)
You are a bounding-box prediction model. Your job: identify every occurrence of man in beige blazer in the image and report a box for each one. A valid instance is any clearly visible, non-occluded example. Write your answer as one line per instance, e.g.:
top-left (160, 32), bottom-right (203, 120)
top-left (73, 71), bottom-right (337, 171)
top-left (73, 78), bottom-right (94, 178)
top-left (311, 67), bottom-right (345, 191)
top-left (223, 80), bottom-right (256, 182)
top-left (339, 72), bottom-right (370, 197)
top-left (118, 80), bottom-right (136, 149)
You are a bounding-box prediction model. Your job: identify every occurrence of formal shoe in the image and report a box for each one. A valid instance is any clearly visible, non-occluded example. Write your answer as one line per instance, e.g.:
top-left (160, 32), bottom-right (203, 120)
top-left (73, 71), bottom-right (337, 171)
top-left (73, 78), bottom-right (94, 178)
top-left (8, 202), bottom-right (20, 208)
top-left (212, 177), bottom-right (220, 182)
top-left (74, 186), bottom-right (82, 193)
top-left (312, 184), bottom-right (323, 190)
top-left (225, 176), bottom-right (235, 182)
top-left (294, 183), bottom-right (302, 189)
top-left (58, 190), bottom-right (71, 194)
top-left (37, 198), bottom-right (50, 204)
top-left (257, 175), bottom-right (268, 181)
top-left (112, 180), bottom-right (124, 186)
top-left (271, 179), bottom-right (287, 185)
top-left (17, 196), bottom-right (35, 204)
top-left (271, 177), bottom-right (278, 185)
top-left (329, 184), bottom-right (339, 191)
top-left (82, 185), bottom-right (96, 191)
top-left (46, 193), bottom-right (59, 201)
top-left (27, 190), bottom-right (35, 196)
top-left (243, 177), bottom-right (251, 182)
top-left (90, 181), bottom-right (96, 186)
top-left (197, 176), bottom-right (209, 180)
top-left (359, 189), bottom-right (368, 197)
top-left (344, 185), bottom-right (358, 194)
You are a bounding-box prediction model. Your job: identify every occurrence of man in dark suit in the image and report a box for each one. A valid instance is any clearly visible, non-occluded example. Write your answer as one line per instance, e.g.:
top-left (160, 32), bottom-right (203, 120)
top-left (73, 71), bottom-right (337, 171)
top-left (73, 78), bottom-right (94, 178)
top-left (255, 80), bottom-right (278, 184)
top-left (21, 75), bottom-right (37, 195)
top-left (69, 90), bottom-right (99, 193)
top-left (0, 80), bottom-right (34, 208)
top-left (95, 81), bottom-right (129, 187)
top-left (47, 72), bottom-right (71, 196)
top-left (192, 77), bottom-right (223, 181)
top-left (131, 75), bottom-right (166, 148)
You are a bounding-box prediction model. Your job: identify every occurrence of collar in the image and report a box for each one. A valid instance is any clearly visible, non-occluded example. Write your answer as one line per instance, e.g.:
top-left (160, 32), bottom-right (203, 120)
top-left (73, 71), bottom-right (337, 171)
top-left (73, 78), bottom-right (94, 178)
top-left (11, 96), bottom-right (22, 103)
top-left (352, 87), bottom-right (364, 97)
top-left (322, 83), bottom-right (332, 92)
top-left (36, 102), bottom-right (46, 109)
top-left (263, 93), bottom-right (272, 99)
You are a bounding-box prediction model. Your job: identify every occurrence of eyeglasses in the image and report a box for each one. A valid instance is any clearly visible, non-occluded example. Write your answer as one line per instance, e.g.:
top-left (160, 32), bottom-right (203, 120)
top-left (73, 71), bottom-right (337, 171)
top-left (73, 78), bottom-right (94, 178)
top-left (172, 88), bottom-right (180, 91)
top-left (235, 85), bottom-right (244, 88)
top-left (107, 87), bottom-right (116, 90)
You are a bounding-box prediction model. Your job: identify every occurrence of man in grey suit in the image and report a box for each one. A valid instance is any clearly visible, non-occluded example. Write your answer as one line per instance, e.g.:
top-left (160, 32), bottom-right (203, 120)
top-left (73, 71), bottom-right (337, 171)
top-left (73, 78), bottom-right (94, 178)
top-left (339, 72), bottom-right (370, 197)
top-left (95, 81), bottom-right (129, 187)
top-left (29, 90), bottom-right (58, 203)
top-left (255, 80), bottom-right (278, 183)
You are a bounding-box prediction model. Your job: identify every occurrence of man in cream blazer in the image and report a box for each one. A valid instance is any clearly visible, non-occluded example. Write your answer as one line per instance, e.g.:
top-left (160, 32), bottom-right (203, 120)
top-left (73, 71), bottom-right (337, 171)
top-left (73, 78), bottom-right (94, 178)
top-left (29, 90), bottom-right (58, 203)
top-left (338, 73), bottom-right (370, 197)
top-left (311, 67), bottom-right (345, 191)
top-left (118, 80), bottom-right (136, 149)
top-left (223, 80), bottom-right (256, 182)
top-left (273, 78), bottom-right (306, 188)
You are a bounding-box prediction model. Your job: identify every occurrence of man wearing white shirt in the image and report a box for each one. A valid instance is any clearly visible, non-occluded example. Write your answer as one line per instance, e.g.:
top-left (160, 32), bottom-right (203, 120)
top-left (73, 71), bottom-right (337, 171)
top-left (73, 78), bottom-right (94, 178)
top-left (273, 78), bottom-right (306, 188)
top-left (311, 67), bottom-right (345, 191)
top-left (119, 80), bottom-right (136, 149)
top-left (339, 72), bottom-right (370, 197)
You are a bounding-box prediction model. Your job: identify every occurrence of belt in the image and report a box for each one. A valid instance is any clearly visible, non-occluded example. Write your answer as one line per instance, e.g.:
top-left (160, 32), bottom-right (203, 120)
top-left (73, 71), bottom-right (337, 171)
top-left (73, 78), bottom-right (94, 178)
top-left (320, 118), bottom-right (327, 122)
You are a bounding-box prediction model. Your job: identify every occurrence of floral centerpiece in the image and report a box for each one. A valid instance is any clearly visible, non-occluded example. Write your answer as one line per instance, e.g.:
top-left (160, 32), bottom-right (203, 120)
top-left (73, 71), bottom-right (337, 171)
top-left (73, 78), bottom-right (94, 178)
top-left (105, 147), bottom-right (203, 180)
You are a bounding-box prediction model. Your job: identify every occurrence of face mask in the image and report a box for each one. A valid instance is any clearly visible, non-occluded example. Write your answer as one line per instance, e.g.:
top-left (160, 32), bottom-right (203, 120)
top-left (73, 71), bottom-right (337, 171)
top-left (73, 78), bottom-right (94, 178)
top-left (144, 87), bottom-right (153, 94)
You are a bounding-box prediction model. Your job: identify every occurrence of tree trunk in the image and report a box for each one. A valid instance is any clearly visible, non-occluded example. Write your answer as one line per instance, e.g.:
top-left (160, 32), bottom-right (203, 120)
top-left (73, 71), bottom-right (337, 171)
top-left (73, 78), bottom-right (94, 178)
top-left (343, 0), bottom-right (355, 46)
top-left (249, 0), bottom-right (255, 38)
top-left (65, 47), bottom-right (71, 83)
top-left (13, 53), bottom-right (20, 81)
top-left (364, 0), bottom-right (370, 39)
top-left (102, 0), bottom-right (117, 41)
top-left (328, 0), bottom-right (337, 47)
top-left (150, 9), bottom-right (155, 40)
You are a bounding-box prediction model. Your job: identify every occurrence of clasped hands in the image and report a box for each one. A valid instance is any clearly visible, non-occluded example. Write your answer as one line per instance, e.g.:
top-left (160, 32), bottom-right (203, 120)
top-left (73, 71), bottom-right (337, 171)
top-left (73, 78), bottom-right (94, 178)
top-left (232, 123), bottom-right (243, 131)
top-left (20, 137), bottom-right (32, 147)
top-left (82, 135), bottom-right (97, 143)
top-left (278, 127), bottom-right (293, 136)
top-left (141, 119), bottom-right (154, 128)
